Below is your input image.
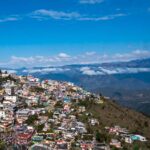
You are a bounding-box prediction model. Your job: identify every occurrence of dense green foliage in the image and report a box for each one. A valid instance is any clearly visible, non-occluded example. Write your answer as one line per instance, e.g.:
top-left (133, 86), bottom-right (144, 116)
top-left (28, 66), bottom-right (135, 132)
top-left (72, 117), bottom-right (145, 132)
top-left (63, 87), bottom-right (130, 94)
top-left (25, 114), bottom-right (38, 125)
top-left (0, 140), bottom-right (5, 150)
top-left (35, 124), bottom-right (44, 132)
top-left (0, 75), bottom-right (17, 86)
top-left (30, 86), bottom-right (45, 93)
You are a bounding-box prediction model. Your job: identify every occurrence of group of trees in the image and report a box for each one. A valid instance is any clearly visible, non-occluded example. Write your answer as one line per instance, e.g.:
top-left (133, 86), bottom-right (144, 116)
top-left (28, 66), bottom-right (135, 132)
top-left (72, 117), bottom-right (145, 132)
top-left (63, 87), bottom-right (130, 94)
top-left (25, 114), bottom-right (38, 125)
top-left (35, 124), bottom-right (45, 132)
top-left (0, 70), bottom-right (8, 75)
top-left (0, 70), bottom-right (16, 85)
top-left (0, 140), bottom-right (5, 150)
top-left (95, 130), bottom-right (110, 143)
top-left (30, 86), bottom-right (45, 93)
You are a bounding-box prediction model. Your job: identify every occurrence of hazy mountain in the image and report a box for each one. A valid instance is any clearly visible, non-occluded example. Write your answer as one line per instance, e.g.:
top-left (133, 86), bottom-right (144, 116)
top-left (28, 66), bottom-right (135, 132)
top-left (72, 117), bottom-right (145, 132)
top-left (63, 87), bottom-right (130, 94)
top-left (1, 58), bottom-right (150, 115)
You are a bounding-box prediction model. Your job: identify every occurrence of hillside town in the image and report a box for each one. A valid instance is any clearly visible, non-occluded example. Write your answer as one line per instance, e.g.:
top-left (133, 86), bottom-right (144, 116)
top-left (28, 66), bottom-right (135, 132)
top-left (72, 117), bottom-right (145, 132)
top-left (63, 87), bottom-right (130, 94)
top-left (0, 70), bottom-right (149, 150)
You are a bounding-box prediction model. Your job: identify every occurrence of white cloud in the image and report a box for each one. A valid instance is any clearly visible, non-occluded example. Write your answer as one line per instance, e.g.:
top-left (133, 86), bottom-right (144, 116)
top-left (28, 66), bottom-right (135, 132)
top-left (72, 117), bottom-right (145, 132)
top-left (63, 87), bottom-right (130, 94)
top-left (80, 67), bottom-right (104, 75)
top-left (101, 67), bottom-right (150, 75)
top-left (7, 53), bottom-right (72, 68)
top-left (78, 13), bottom-right (126, 21)
top-left (32, 9), bottom-right (81, 20)
top-left (80, 67), bottom-right (90, 72)
top-left (31, 9), bottom-right (127, 21)
top-left (2, 70), bottom-right (17, 74)
top-left (58, 53), bottom-right (70, 58)
top-left (79, 0), bottom-right (104, 4)
top-left (85, 51), bottom-right (96, 56)
top-left (0, 50), bottom-right (150, 68)
top-left (0, 16), bottom-right (19, 23)
top-left (80, 67), bottom-right (150, 76)
top-left (99, 67), bottom-right (118, 74)
top-left (0, 9), bottom-right (127, 23)
top-left (23, 67), bottom-right (70, 74)
top-left (11, 56), bottom-right (35, 63)
top-left (111, 50), bottom-right (150, 62)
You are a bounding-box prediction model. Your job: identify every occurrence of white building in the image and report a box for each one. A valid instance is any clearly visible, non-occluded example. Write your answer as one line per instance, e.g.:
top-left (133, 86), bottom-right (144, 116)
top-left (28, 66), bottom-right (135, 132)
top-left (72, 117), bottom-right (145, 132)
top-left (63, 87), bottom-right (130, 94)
top-left (4, 95), bottom-right (17, 103)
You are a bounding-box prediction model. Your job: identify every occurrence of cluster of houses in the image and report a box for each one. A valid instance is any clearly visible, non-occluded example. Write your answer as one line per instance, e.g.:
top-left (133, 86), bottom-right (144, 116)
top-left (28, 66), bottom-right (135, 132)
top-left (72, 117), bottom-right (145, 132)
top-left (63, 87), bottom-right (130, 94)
top-left (0, 71), bottom-right (148, 150)
top-left (104, 125), bottom-right (147, 149)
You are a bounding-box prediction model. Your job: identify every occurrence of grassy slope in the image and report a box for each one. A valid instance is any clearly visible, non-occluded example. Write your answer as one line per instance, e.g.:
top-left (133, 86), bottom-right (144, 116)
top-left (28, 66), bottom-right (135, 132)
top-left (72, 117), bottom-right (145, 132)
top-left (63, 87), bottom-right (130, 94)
top-left (76, 97), bottom-right (150, 149)
top-left (88, 98), bottom-right (150, 139)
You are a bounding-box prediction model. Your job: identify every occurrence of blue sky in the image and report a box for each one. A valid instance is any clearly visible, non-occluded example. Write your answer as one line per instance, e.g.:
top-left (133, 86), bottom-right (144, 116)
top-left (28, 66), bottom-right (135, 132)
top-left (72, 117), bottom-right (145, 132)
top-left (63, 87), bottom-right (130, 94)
top-left (0, 0), bottom-right (150, 67)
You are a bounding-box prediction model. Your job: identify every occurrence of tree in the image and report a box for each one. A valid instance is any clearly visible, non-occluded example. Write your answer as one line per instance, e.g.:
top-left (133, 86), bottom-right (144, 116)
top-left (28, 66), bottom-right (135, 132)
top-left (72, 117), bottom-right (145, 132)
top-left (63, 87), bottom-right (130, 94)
top-left (144, 121), bottom-right (149, 127)
top-left (55, 101), bottom-right (63, 108)
top-left (25, 114), bottom-right (38, 125)
top-left (133, 145), bottom-right (139, 150)
top-left (112, 147), bottom-right (118, 150)
top-left (95, 131), bottom-right (107, 143)
top-left (0, 140), bottom-right (5, 150)
top-left (95, 131), bottom-right (101, 142)
top-left (35, 124), bottom-right (44, 132)
top-left (30, 86), bottom-right (45, 93)
top-left (47, 111), bottom-right (53, 118)
top-left (122, 146), bottom-right (128, 150)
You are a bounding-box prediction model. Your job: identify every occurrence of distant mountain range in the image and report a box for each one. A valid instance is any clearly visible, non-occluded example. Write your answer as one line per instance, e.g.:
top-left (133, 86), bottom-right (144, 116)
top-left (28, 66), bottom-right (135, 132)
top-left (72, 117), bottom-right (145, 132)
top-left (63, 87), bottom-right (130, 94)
top-left (1, 58), bottom-right (150, 115)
